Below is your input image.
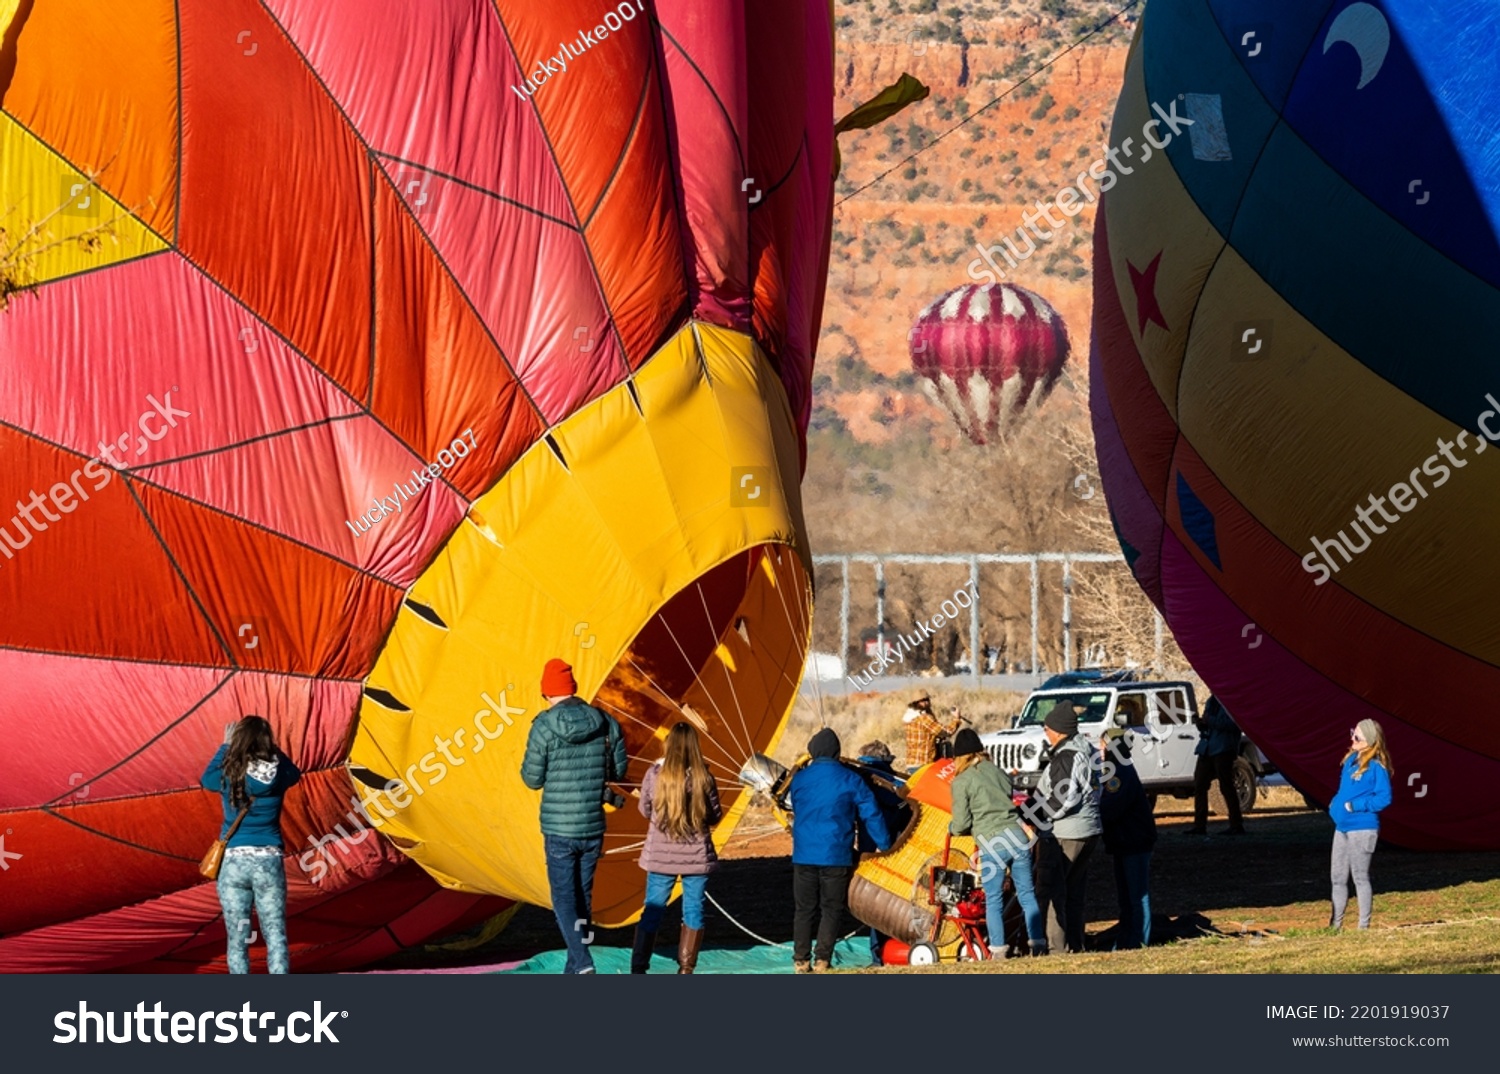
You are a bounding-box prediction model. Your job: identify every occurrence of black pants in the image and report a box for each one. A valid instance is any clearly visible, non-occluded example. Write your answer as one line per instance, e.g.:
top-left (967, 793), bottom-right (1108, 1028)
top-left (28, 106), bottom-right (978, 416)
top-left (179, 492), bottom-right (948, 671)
top-left (793, 864), bottom-right (852, 963)
top-left (1193, 753), bottom-right (1243, 831)
top-left (1034, 836), bottom-right (1097, 953)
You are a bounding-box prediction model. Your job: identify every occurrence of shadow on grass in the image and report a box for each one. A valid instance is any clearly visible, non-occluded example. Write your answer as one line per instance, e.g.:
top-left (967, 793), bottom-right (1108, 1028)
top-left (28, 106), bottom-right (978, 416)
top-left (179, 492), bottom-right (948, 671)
top-left (1144, 812), bottom-right (1500, 931)
top-left (365, 811), bottom-right (1500, 969)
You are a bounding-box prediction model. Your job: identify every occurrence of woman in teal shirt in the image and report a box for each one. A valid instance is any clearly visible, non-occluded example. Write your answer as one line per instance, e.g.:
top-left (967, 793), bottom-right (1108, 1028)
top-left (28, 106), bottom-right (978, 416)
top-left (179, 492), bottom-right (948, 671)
top-left (202, 716), bottom-right (301, 972)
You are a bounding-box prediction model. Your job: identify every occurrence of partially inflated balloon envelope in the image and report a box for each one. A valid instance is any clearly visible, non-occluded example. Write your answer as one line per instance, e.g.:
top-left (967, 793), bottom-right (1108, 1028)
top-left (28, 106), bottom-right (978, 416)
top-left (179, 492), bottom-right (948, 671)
top-left (1092, 0), bottom-right (1500, 849)
top-left (0, 0), bottom-right (832, 970)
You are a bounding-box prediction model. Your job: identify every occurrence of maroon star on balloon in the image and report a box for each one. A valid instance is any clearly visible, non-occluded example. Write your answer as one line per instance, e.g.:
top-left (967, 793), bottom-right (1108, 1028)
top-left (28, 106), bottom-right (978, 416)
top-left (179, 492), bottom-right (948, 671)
top-left (1128, 251), bottom-right (1169, 335)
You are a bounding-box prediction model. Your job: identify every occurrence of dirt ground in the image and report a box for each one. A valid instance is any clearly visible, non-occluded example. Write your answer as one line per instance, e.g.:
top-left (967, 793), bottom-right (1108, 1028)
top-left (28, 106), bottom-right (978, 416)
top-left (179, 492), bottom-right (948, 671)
top-left (368, 787), bottom-right (1500, 972)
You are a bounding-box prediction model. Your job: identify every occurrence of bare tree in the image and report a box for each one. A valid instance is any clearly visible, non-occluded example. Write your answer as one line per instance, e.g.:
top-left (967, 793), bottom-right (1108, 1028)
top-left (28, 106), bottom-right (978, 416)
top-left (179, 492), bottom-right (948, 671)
top-left (1048, 364), bottom-right (1194, 677)
top-left (2, 166), bottom-right (128, 312)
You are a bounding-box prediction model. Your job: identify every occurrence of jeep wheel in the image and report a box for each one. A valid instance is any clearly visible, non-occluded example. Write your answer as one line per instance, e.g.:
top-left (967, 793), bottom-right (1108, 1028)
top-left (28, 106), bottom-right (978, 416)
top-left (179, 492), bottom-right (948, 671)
top-left (1233, 756), bottom-right (1258, 814)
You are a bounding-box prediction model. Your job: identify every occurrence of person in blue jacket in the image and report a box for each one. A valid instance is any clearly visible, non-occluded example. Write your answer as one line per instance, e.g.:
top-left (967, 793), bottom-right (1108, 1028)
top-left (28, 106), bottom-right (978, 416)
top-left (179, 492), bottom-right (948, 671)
top-left (202, 715), bottom-right (301, 974)
top-left (787, 728), bottom-right (893, 972)
top-left (1328, 718), bottom-right (1393, 930)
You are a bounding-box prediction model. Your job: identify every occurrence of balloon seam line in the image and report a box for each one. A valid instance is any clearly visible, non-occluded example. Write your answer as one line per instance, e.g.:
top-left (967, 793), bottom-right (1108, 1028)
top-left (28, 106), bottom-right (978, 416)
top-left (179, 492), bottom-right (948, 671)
top-left (486, 0), bottom-right (641, 384)
top-left (255, 0), bottom-right (551, 433)
top-left (37, 671), bottom-right (237, 808)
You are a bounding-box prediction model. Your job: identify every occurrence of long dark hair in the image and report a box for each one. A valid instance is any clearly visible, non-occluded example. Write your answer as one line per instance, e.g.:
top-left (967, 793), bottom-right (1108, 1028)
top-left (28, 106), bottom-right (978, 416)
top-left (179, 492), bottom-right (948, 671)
top-left (224, 716), bottom-right (276, 810)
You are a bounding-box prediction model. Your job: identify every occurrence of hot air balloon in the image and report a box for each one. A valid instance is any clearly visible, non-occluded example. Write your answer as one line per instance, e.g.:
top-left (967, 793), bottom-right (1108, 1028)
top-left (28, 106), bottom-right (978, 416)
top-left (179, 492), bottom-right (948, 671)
top-left (909, 282), bottom-right (1070, 445)
top-left (1091, 0), bottom-right (1500, 849)
top-left (0, 0), bottom-right (832, 971)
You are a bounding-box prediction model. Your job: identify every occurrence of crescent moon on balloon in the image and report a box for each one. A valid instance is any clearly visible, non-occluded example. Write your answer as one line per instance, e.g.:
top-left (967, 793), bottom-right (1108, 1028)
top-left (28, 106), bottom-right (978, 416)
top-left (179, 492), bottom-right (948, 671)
top-left (1323, 2), bottom-right (1391, 89)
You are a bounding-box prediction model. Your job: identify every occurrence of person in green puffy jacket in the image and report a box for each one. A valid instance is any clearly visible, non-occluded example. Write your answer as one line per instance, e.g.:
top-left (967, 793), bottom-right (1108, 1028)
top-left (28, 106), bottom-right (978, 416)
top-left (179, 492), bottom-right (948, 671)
top-left (521, 658), bottom-right (628, 974)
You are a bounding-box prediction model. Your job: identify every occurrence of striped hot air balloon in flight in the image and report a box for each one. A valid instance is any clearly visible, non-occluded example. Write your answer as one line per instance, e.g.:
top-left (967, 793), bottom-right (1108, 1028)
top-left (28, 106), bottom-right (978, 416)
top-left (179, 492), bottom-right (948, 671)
top-left (908, 283), bottom-right (1071, 445)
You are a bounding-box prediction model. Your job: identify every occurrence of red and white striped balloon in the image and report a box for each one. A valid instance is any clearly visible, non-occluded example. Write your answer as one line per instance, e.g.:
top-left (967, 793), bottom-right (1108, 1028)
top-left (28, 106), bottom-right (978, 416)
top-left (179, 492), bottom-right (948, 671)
top-left (908, 282), bottom-right (1070, 445)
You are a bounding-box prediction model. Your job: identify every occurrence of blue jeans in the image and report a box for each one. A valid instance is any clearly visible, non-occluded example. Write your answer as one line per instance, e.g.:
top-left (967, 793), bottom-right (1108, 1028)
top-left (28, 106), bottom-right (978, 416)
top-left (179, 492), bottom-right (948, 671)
top-left (978, 830), bottom-right (1044, 950)
top-left (1113, 851), bottom-right (1152, 949)
top-left (544, 834), bottom-right (604, 973)
top-left (217, 854), bottom-right (288, 974)
top-left (640, 872), bottom-right (708, 931)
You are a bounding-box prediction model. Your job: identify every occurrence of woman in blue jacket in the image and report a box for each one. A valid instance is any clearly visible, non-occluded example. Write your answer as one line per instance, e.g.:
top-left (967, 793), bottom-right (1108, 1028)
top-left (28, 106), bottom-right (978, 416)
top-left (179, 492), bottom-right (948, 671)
top-left (202, 716), bottom-right (301, 973)
top-left (1328, 719), bottom-right (1393, 930)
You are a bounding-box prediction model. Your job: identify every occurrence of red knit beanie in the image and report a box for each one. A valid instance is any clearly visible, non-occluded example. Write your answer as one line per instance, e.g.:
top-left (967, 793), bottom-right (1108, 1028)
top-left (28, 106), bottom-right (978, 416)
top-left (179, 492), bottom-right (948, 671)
top-left (541, 658), bottom-right (577, 697)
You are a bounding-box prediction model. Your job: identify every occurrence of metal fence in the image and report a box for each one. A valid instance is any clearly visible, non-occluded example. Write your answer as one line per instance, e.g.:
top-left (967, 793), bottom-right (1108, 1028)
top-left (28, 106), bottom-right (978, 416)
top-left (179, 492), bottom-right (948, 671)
top-left (812, 552), bottom-right (1165, 688)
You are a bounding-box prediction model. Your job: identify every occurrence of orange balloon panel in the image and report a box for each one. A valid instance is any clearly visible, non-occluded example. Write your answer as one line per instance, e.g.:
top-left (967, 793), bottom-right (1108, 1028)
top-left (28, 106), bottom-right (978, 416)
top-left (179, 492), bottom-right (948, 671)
top-left (0, 0), bottom-right (833, 970)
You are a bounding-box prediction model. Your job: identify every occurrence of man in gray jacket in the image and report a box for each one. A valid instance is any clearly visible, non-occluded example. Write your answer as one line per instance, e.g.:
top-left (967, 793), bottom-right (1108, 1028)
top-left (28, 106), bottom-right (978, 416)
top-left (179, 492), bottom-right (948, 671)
top-left (1023, 701), bottom-right (1103, 954)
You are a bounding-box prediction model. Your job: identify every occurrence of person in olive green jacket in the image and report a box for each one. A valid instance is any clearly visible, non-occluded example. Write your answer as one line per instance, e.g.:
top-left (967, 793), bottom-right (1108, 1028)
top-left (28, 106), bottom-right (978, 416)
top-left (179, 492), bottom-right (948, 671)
top-left (949, 728), bottom-right (1045, 958)
top-left (521, 658), bottom-right (627, 974)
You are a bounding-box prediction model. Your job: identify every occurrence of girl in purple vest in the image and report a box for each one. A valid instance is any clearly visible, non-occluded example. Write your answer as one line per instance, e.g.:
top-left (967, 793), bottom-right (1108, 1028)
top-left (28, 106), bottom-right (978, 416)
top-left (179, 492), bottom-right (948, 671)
top-left (631, 723), bottom-right (721, 973)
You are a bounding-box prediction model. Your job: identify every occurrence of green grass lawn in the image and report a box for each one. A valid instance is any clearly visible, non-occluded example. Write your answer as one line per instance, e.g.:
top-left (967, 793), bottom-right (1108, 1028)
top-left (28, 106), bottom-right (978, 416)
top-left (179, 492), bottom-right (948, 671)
top-left (872, 805), bottom-right (1500, 974)
top-left (884, 918), bottom-right (1500, 974)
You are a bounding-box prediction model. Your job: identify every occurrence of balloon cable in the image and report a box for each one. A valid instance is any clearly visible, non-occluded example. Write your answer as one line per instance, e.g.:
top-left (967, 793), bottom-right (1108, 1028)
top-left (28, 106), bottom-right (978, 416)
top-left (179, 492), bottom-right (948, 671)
top-left (835, 0), bottom-right (1143, 208)
top-left (704, 890), bottom-right (861, 955)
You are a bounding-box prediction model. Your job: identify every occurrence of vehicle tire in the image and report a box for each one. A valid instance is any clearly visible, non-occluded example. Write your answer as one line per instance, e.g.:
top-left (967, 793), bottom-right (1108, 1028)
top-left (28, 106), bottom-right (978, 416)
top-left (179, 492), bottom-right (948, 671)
top-left (1145, 792), bottom-right (1159, 814)
top-left (1233, 756), bottom-right (1258, 814)
top-left (908, 942), bottom-right (940, 966)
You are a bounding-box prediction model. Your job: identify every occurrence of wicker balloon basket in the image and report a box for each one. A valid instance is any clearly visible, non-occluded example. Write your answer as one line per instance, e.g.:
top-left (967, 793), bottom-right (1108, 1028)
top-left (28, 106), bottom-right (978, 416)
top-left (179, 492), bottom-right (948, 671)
top-left (848, 801), bottom-right (976, 955)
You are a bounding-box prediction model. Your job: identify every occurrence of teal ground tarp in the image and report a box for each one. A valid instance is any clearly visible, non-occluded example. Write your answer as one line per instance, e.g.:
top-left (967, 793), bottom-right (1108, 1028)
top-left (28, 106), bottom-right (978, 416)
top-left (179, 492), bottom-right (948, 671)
top-left (501, 938), bottom-right (874, 974)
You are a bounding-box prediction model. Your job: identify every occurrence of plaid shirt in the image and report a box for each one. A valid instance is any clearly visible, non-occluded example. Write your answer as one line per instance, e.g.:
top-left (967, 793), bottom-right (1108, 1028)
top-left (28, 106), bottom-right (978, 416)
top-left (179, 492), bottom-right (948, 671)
top-left (904, 712), bottom-right (960, 770)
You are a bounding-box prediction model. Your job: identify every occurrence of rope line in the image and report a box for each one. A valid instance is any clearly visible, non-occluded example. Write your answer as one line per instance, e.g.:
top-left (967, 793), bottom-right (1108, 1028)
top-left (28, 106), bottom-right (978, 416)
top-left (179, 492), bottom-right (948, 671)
top-left (703, 891), bottom-right (862, 957)
top-left (835, 0), bottom-right (1143, 208)
top-left (696, 583), bottom-right (758, 759)
top-left (660, 610), bottom-right (751, 761)
top-left (705, 890), bottom-right (789, 948)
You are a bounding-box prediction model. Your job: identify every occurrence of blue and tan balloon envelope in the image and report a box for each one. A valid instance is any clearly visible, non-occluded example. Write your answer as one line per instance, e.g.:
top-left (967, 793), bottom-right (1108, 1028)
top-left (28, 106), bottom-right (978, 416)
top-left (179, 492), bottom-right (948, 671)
top-left (1092, 0), bottom-right (1500, 849)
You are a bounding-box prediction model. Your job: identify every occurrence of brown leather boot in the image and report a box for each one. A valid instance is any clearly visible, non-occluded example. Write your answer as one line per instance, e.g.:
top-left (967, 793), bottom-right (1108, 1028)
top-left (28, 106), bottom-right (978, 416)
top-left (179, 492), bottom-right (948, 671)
top-left (630, 925), bottom-right (656, 974)
top-left (676, 926), bottom-right (704, 974)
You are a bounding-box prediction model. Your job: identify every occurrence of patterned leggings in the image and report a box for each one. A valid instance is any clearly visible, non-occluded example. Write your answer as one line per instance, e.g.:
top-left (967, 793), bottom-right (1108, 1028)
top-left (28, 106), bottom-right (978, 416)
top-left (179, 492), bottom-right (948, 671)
top-left (217, 854), bottom-right (289, 974)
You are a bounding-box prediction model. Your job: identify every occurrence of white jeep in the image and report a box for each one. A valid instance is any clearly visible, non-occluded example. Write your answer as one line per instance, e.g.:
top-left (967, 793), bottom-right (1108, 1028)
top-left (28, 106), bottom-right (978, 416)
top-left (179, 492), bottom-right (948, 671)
top-left (978, 682), bottom-right (1266, 813)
